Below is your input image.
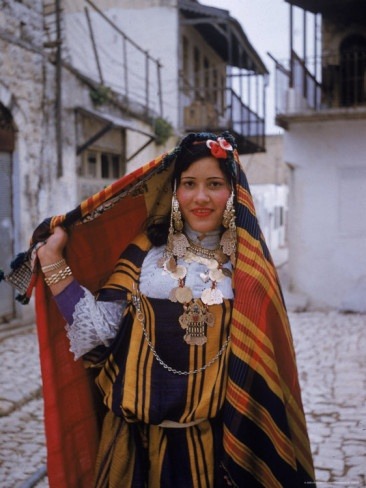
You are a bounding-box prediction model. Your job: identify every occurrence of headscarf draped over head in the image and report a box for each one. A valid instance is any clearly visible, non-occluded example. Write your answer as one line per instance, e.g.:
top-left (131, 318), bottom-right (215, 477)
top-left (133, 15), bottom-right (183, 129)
top-left (2, 132), bottom-right (315, 487)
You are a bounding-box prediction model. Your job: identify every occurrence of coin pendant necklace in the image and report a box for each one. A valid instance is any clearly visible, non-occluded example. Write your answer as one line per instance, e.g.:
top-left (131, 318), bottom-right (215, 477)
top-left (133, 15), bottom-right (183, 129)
top-left (160, 246), bottom-right (228, 346)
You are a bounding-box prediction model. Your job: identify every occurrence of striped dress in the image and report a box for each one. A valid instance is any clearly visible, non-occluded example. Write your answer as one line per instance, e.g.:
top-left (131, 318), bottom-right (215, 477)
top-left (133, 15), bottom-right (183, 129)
top-left (90, 233), bottom-right (233, 487)
top-left (32, 142), bottom-right (316, 487)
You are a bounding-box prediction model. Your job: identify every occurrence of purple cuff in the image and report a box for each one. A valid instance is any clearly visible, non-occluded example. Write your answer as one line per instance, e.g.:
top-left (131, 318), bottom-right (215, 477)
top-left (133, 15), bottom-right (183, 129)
top-left (53, 280), bottom-right (85, 324)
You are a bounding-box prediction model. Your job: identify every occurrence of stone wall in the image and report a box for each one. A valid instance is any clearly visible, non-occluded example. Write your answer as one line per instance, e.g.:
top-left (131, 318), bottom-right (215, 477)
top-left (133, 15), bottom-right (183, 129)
top-left (0, 0), bottom-right (162, 252)
top-left (0, 0), bottom-right (45, 247)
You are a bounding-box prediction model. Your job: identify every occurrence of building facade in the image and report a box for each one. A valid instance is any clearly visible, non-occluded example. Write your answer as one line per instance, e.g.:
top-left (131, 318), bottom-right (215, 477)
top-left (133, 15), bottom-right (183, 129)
top-left (242, 134), bottom-right (289, 255)
top-left (0, 0), bottom-right (267, 322)
top-left (273, 0), bottom-right (366, 311)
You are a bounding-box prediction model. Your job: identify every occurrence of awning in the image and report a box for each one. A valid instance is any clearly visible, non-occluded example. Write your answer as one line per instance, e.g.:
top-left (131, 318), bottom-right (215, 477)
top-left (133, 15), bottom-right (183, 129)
top-left (178, 0), bottom-right (268, 75)
top-left (285, 0), bottom-right (366, 22)
top-left (75, 107), bottom-right (155, 161)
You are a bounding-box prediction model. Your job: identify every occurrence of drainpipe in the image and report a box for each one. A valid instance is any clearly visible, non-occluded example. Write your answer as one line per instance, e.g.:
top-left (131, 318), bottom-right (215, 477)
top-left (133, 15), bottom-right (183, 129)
top-left (289, 3), bottom-right (294, 88)
top-left (55, 0), bottom-right (63, 178)
top-left (303, 9), bottom-right (307, 99)
top-left (314, 13), bottom-right (318, 107)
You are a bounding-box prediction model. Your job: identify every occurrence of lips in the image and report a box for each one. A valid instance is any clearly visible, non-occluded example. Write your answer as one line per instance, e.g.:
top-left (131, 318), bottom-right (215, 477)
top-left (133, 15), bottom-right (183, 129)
top-left (191, 208), bottom-right (212, 217)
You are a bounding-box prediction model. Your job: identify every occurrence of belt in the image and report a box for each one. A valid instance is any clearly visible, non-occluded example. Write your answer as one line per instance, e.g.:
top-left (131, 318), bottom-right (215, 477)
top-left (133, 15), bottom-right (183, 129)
top-left (158, 418), bottom-right (205, 428)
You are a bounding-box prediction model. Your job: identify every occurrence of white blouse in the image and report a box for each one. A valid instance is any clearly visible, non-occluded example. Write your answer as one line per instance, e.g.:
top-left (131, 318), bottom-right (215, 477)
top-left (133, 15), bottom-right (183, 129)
top-left (61, 227), bottom-right (234, 359)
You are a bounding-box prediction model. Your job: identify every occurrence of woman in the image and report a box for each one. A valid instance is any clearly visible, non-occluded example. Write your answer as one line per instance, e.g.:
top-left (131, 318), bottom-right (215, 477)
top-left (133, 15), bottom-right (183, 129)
top-left (23, 133), bottom-right (315, 486)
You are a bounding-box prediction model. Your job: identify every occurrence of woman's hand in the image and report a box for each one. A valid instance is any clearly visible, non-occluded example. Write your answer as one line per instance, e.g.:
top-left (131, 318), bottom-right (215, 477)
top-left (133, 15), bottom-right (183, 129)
top-left (37, 226), bottom-right (74, 295)
top-left (37, 226), bottom-right (68, 266)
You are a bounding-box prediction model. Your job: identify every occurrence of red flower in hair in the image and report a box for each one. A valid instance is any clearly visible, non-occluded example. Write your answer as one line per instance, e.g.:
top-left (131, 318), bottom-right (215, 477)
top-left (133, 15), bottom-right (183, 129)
top-left (206, 138), bottom-right (233, 159)
top-left (217, 137), bottom-right (233, 151)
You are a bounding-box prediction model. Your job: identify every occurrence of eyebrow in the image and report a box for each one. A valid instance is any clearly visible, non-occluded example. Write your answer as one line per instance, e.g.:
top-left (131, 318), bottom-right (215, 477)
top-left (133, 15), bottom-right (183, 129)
top-left (180, 176), bottom-right (226, 180)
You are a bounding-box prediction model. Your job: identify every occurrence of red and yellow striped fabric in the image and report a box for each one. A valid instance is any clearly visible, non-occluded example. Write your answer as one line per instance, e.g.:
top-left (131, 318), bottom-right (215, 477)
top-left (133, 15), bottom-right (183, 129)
top-left (33, 147), bottom-right (315, 487)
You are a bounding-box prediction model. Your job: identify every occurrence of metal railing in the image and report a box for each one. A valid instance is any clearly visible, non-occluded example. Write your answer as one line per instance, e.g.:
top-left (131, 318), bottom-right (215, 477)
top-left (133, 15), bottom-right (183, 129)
top-left (228, 88), bottom-right (265, 151)
top-left (180, 74), bottom-right (265, 152)
top-left (322, 48), bottom-right (366, 107)
top-left (272, 57), bottom-right (291, 116)
top-left (273, 49), bottom-right (366, 114)
top-left (292, 51), bottom-right (322, 110)
top-left (66, 0), bottom-right (163, 119)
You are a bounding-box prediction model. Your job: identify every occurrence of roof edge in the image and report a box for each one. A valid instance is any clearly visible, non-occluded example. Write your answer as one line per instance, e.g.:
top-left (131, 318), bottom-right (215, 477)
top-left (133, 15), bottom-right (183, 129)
top-left (178, 0), bottom-right (268, 74)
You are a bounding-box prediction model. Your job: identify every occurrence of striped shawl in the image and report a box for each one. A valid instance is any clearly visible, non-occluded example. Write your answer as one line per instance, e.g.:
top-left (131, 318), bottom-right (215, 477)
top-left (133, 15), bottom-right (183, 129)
top-left (26, 148), bottom-right (315, 486)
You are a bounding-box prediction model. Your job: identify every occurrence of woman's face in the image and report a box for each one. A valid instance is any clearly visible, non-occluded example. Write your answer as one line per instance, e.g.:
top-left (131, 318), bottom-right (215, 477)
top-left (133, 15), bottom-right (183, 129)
top-left (176, 156), bottom-right (231, 234)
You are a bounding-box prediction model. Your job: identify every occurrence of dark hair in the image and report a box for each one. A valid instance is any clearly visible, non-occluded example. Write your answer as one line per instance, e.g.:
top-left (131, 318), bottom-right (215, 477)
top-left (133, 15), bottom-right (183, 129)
top-left (146, 131), bottom-right (237, 246)
top-left (172, 141), bottom-right (234, 188)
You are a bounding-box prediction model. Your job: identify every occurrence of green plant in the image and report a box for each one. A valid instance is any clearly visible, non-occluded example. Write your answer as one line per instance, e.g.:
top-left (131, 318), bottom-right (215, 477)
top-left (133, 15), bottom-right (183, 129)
top-left (153, 117), bottom-right (173, 145)
top-left (89, 85), bottom-right (112, 106)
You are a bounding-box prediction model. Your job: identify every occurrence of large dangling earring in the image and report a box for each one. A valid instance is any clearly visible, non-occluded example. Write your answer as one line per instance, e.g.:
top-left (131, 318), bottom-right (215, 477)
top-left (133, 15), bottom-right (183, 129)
top-left (171, 189), bottom-right (183, 232)
top-left (220, 190), bottom-right (237, 265)
top-left (167, 181), bottom-right (189, 258)
top-left (222, 190), bottom-right (235, 229)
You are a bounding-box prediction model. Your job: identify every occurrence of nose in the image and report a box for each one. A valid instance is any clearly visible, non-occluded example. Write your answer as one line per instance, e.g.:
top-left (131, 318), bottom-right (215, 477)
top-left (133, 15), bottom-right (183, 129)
top-left (194, 185), bottom-right (210, 203)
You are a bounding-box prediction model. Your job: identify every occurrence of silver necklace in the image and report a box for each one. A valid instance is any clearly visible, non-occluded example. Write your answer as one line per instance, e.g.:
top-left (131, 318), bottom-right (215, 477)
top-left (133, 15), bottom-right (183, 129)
top-left (187, 237), bottom-right (229, 264)
top-left (132, 291), bottom-right (230, 375)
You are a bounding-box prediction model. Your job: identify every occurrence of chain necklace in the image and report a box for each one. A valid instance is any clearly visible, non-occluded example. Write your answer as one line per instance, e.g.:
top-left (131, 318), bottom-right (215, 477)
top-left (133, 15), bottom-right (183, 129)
top-left (187, 237), bottom-right (221, 260)
top-left (130, 231), bottom-right (232, 373)
top-left (132, 291), bottom-right (230, 375)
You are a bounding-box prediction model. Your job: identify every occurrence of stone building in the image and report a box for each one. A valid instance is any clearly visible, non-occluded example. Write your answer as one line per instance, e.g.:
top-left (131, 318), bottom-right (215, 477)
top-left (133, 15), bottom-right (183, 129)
top-left (0, 0), bottom-right (267, 323)
top-left (272, 0), bottom-right (366, 311)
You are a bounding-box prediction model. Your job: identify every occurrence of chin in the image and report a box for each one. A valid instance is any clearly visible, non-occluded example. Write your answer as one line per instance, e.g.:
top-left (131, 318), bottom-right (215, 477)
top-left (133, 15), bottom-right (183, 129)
top-left (189, 222), bottom-right (220, 233)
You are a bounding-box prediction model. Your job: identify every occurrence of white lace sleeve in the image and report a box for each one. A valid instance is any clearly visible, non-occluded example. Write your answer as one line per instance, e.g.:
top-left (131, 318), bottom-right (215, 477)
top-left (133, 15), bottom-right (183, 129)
top-left (65, 286), bottom-right (126, 360)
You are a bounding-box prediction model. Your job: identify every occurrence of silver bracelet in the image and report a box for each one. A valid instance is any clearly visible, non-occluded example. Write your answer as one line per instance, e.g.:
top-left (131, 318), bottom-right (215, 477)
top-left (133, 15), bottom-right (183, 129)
top-left (41, 258), bottom-right (66, 274)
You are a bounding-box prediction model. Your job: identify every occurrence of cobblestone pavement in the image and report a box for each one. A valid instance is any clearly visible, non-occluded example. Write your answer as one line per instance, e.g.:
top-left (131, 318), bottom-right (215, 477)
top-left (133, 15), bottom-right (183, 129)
top-left (0, 312), bottom-right (365, 488)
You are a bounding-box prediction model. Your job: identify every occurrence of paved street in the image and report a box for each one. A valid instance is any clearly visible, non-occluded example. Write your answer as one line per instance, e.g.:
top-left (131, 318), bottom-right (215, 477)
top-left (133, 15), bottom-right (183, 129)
top-left (0, 311), bottom-right (365, 487)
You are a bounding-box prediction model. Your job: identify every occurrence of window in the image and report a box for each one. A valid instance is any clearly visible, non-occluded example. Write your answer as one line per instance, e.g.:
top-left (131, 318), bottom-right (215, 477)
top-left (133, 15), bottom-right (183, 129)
top-left (194, 46), bottom-right (201, 99)
top-left (274, 206), bottom-right (284, 229)
top-left (212, 68), bottom-right (218, 106)
top-left (204, 56), bottom-right (210, 101)
top-left (83, 150), bottom-right (123, 180)
top-left (85, 152), bottom-right (97, 178)
top-left (182, 35), bottom-right (190, 95)
top-left (340, 35), bottom-right (366, 106)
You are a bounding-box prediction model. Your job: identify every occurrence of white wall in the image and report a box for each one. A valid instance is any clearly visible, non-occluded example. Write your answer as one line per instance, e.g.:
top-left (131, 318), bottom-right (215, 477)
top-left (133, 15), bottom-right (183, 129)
top-left (284, 117), bottom-right (366, 310)
top-left (64, 4), bottom-right (179, 126)
top-left (251, 184), bottom-right (288, 252)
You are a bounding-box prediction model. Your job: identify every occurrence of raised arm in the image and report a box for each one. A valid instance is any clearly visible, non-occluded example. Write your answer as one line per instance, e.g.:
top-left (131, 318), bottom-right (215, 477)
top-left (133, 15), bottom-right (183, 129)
top-left (37, 226), bottom-right (125, 359)
top-left (37, 226), bottom-right (73, 295)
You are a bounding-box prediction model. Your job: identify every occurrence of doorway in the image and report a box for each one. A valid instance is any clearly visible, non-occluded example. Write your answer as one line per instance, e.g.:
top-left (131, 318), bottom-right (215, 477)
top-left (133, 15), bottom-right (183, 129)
top-left (0, 103), bottom-right (15, 321)
top-left (340, 35), bottom-right (366, 106)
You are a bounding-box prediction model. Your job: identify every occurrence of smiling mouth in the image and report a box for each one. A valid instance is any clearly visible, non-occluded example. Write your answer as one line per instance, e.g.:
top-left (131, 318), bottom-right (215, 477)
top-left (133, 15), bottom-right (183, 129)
top-left (192, 209), bottom-right (212, 217)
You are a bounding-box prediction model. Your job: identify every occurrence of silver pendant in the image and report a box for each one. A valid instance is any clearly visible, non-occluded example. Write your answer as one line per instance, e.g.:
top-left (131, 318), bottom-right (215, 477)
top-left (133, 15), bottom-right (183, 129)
top-left (201, 287), bottom-right (223, 305)
top-left (178, 300), bottom-right (215, 346)
top-left (174, 286), bottom-right (193, 304)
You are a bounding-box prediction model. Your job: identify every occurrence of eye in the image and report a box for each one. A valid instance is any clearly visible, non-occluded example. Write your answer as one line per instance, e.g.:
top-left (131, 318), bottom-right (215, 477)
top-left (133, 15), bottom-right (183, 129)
top-left (209, 180), bottom-right (225, 188)
top-left (181, 180), bottom-right (195, 188)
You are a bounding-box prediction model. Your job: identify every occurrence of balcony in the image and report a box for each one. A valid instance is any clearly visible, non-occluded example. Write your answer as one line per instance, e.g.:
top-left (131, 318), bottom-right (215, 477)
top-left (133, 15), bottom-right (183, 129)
top-left (179, 0), bottom-right (268, 154)
top-left (62, 0), bottom-right (164, 124)
top-left (273, 48), bottom-right (366, 127)
top-left (180, 75), bottom-right (266, 155)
